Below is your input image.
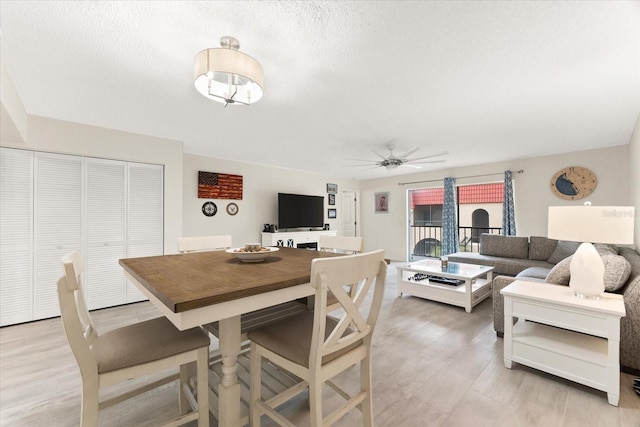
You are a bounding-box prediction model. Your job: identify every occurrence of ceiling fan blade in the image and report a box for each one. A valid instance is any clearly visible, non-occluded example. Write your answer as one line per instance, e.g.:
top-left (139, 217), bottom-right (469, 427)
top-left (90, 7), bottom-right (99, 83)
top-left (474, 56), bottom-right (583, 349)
top-left (344, 157), bottom-right (379, 163)
top-left (342, 163), bottom-right (379, 167)
top-left (405, 151), bottom-right (450, 162)
top-left (360, 165), bottom-right (383, 171)
top-left (408, 159), bottom-right (447, 165)
top-left (397, 146), bottom-right (420, 160)
top-left (402, 164), bottom-right (423, 169)
top-left (371, 149), bottom-right (387, 160)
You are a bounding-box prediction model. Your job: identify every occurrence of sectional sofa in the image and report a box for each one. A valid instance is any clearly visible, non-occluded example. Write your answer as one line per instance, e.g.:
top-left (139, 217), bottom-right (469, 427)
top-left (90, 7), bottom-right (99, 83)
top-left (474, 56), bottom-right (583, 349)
top-left (448, 234), bottom-right (640, 374)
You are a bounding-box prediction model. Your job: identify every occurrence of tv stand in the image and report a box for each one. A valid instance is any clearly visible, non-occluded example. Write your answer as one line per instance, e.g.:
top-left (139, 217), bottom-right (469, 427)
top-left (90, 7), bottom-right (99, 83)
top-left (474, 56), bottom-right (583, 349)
top-left (261, 230), bottom-right (336, 249)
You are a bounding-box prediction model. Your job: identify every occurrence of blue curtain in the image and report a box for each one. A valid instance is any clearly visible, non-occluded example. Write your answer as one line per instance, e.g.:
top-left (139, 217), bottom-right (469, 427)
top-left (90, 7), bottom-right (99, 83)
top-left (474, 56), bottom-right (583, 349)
top-left (442, 177), bottom-right (459, 255)
top-left (502, 170), bottom-right (516, 235)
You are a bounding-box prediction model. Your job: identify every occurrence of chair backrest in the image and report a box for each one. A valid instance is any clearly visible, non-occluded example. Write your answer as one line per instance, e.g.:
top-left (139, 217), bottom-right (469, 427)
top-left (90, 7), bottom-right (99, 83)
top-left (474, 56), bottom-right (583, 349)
top-left (318, 235), bottom-right (363, 254)
top-left (177, 235), bottom-right (232, 253)
top-left (308, 249), bottom-right (386, 369)
top-left (59, 252), bottom-right (99, 378)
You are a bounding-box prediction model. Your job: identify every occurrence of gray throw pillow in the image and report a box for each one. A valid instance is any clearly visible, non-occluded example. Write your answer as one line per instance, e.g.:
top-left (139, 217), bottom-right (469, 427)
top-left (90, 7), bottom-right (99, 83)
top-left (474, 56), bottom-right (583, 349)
top-left (545, 256), bottom-right (572, 286)
top-left (548, 240), bottom-right (581, 264)
top-left (594, 243), bottom-right (619, 256)
top-left (601, 254), bottom-right (632, 292)
top-left (529, 236), bottom-right (558, 261)
top-left (545, 253), bottom-right (632, 292)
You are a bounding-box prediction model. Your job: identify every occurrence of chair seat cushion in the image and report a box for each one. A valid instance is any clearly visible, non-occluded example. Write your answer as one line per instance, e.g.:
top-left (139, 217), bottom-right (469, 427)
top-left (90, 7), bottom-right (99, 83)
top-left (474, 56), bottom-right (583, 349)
top-left (248, 311), bottom-right (361, 368)
top-left (92, 317), bottom-right (210, 374)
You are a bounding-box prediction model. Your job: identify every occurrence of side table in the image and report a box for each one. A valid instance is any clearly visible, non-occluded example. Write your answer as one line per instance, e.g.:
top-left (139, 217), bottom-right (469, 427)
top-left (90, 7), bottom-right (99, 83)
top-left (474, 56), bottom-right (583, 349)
top-left (501, 280), bottom-right (626, 406)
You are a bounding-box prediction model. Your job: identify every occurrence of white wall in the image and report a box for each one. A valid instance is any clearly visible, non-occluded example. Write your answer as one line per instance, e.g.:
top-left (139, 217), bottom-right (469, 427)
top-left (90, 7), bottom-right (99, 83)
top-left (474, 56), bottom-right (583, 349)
top-left (182, 153), bottom-right (360, 246)
top-left (0, 116), bottom-right (184, 253)
top-left (629, 114), bottom-right (640, 248)
top-left (2, 113), bottom-right (634, 258)
top-left (359, 145), bottom-right (631, 261)
top-left (0, 62), bottom-right (27, 142)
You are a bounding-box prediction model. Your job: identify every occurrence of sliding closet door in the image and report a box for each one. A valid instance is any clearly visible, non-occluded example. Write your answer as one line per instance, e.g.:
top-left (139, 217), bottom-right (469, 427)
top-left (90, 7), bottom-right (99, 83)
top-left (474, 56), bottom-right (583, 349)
top-left (33, 152), bottom-right (83, 320)
top-left (0, 148), bottom-right (34, 326)
top-left (126, 162), bottom-right (164, 302)
top-left (85, 158), bottom-right (127, 309)
top-left (0, 149), bottom-right (163, 325)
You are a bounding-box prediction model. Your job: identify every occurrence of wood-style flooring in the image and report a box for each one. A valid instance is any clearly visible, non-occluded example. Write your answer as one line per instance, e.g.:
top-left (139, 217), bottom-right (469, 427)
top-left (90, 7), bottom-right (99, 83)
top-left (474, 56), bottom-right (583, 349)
top-left (1, 263), bottom-right (639, 426)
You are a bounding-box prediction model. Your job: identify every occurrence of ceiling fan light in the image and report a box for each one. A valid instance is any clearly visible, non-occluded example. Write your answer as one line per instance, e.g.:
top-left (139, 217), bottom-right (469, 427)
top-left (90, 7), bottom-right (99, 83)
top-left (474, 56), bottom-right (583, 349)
top-left (194, 37), bottom-right (264, 105)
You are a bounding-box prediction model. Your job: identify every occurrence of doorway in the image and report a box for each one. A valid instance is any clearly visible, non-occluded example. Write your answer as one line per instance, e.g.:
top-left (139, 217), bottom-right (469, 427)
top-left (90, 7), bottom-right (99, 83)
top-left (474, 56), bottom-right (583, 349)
top-left (341, 189), bottom-right (359, 237)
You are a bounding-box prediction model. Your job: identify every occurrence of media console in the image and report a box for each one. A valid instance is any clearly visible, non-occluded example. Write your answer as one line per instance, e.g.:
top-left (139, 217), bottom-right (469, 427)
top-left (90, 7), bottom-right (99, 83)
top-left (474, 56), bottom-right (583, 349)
top-left (261, 230), bottom-right (337, 250)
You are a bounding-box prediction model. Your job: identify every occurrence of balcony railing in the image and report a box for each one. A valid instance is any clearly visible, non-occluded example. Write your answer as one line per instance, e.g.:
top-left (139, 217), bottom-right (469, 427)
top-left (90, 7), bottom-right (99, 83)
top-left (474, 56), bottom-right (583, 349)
top-left (410, 225), bottom-right (502, 259)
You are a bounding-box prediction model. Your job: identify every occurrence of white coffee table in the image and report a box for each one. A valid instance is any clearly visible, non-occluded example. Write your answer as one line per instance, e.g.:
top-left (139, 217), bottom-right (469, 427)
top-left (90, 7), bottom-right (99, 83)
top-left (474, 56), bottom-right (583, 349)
top-left (501, 280), bottom-right (626, 406)
top-left (397, 259), bottom-right (494, 313)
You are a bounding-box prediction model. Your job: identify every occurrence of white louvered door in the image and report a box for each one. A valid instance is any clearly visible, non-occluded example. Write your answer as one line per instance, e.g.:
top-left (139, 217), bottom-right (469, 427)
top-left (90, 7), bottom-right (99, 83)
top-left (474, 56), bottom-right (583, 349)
top-left (0, 148), bottom-right (34, 326)
top-left (86, 158), bottom-right (126, 309)
top-left (33, 152), bottom-right (83, 320)
top-left (126, 162), bottom-right (164, 303)
top-left (0, 148), bottom-right (163, 325)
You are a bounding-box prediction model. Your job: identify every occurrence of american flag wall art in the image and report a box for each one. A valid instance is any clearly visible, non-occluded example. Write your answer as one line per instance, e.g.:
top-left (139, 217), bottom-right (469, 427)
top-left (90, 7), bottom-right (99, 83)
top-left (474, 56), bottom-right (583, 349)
top-left (198, 171), bottom-right (243, 200)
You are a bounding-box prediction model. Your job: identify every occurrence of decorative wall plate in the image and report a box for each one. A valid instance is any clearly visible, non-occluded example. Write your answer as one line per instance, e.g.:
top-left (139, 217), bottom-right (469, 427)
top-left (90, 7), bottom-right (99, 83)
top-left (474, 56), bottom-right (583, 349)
top-left (550, 166), bottom-right (597, 200)
top-left (202, 201), bottom-right (217, 217)
top-left (226, 202), bottom-right (238, 215)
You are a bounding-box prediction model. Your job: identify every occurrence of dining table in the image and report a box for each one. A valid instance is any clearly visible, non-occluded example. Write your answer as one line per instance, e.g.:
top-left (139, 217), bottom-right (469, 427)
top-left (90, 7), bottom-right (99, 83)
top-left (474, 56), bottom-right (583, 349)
top-left (119, 246), bottom-right (340, 427)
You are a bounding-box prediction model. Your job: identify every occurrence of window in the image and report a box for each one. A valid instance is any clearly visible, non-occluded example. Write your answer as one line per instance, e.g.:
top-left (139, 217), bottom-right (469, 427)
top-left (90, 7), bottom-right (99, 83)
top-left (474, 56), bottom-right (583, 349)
top-left (408, 182), bottom-right (504, 259)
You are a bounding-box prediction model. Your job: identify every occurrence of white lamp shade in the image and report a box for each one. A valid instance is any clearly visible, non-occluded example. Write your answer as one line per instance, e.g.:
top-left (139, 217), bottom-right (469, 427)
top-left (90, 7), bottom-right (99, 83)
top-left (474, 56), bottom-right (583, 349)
top-left (548, 206), bottom-right (635, 244)
top-left (194, 47), bottom-right (264, 105)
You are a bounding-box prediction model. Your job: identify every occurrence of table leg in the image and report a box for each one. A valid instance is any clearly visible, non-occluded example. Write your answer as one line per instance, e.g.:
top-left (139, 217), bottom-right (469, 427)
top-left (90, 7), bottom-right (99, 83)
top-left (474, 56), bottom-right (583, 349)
top-left (503, 296), bottom-right (513, 369)
top-left (607, 317), bottom-right (621, 406)
top-left (465, 279), bottom-right (472, 313)
top-left (218, 315), bottom-right (242, 426)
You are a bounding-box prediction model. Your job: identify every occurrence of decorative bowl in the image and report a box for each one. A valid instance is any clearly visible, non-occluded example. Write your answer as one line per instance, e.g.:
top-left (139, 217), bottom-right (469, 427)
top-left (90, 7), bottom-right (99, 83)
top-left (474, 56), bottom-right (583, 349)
top-left (226, 246), bottom-right (279, 263)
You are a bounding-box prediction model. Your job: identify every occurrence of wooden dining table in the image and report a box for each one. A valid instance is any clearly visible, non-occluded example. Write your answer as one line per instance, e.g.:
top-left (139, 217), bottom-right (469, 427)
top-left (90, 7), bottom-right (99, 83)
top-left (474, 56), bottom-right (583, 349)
top-left (119, 247), bottom-right (340, 427)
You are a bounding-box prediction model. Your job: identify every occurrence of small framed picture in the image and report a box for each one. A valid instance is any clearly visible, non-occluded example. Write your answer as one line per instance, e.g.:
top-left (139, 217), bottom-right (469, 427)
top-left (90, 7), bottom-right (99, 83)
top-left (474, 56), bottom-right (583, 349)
top-left (328, 208), bottom-right (337, 219)
top-left (374, 192), bottom-right (389, 214)
top-left (326, 183), bottom-right (337, 194)
top-left (328, 193), bottom-right (336, 205)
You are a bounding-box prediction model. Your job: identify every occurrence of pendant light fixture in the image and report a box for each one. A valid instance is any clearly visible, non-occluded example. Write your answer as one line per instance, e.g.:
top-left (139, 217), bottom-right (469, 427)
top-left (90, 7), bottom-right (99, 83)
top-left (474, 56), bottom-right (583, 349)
top-left (194, 36), bottom-right (264, 106)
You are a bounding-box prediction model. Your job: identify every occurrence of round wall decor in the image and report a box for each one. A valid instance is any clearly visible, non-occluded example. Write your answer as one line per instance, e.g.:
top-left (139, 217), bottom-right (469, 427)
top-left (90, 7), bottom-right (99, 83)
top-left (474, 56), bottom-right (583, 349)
top-left (226, 202), bottom-right (238, 216)
top-left (550, 166), bottom-right (597, 200)
top-left (201, 201), bottom-right (217, 217)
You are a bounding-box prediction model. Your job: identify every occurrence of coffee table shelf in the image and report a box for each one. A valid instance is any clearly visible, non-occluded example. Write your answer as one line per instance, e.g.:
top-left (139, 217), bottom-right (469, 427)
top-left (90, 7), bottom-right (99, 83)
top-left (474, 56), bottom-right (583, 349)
top-left (396, 259), bottom-right (494, 313)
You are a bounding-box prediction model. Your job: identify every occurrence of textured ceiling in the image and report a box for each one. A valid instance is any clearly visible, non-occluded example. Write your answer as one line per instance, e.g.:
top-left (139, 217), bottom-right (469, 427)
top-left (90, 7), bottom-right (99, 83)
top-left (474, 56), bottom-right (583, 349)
top-left (1, 1), bottom-right (639, 180)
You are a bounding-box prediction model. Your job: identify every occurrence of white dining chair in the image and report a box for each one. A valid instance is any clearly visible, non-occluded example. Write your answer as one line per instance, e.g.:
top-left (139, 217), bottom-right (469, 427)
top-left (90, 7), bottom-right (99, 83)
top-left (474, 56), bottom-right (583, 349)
top-left (177, 235), bottom-right (307, 341)
top-left (318, 235), bottom-right (363, 254)
top-left (58, 252), bottom-right (210, 427)
top-left (248, 249), bottom-right (387, 427)
top-left (317, 235), bottom-right (364, 312)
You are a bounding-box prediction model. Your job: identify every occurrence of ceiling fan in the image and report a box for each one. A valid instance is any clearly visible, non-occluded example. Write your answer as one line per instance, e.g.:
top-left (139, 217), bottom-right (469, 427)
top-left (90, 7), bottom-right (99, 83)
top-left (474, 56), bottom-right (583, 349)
top-left (344, 144), bottom-right (448, 170)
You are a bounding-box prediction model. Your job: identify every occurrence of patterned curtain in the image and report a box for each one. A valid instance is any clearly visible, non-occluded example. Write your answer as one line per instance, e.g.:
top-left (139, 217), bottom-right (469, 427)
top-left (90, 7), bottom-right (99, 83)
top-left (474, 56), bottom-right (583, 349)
top-left (502, 170), bottom-right (517, 235)
top-left (442, 177), bottom-right (459, 255)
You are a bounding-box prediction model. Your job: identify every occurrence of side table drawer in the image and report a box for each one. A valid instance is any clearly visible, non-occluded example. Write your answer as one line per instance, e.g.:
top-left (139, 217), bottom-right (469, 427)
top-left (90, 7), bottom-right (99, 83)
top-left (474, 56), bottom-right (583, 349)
top-left (512, 299), bottom-right (609, 338)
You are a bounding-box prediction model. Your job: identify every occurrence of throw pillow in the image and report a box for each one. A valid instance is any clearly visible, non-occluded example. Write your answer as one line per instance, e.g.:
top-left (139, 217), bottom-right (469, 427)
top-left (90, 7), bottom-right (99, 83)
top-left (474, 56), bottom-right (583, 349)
top-left (545, 253), bottom-right (632, 291)
top-left (601, 254), bottom-right (632, 292)
top-left (545, 256), bottom-right (572, 286)
top-left (548, 240), bottom-right (581, 264)
top-left (529, 236), bottom-right (558, 260)
top-left (594, 243), bottom-right (619, 256)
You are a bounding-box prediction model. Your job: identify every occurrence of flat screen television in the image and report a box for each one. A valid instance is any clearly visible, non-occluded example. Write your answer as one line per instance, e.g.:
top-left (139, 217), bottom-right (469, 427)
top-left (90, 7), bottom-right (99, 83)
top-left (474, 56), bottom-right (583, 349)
top-left (278, 193), bottom-right (324, 230)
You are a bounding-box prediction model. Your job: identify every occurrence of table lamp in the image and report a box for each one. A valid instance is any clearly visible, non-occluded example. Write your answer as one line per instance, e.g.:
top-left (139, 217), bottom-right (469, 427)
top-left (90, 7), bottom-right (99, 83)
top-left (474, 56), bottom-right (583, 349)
top-left (548, 204), bottom-right (635, 299)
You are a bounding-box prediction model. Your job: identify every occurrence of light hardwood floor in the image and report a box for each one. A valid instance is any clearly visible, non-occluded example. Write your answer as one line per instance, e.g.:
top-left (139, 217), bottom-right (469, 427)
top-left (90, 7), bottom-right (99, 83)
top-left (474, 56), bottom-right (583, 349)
top-left (1, 263), bottom-right (638, 426)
